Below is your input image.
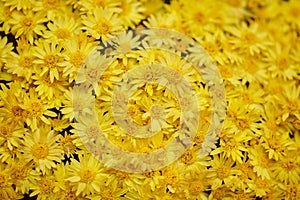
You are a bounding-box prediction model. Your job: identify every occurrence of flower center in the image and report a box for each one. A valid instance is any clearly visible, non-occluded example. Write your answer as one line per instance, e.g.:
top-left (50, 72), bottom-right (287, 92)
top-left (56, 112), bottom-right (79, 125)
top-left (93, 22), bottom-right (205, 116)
top-left (181, 150), bottom-right (195, 165)
top-left (13, 165), bottom-right (28, 180)
top-left (70, 51), bottom-right (84, 68)
top-left (0, 173), bottom-right (9, 187)
top-left (236, 118), bottom-right (249, 130)
top-left (32, 143), bottom-right (49, 159)
top-left (30, 101), bottom-right (43, 117)
top-left (0, 125), bottom-right (10, 137)
top-left (22, 17), bottom-right (33, 27)
top-left (73, 99), bottom-right (85, 112)
top-left (12, 106), bottom-right (24, 117)
top-left (80, 168), bottom-right (96, 183)
top-left (44, 0), bottom-right (58, 8)
top-left (45, 54), bottom-right (59, 68)
top-left (166, 71), bottom-right (182, 84)
top-left (87, 125), bottom-right (101, 138)
top-left (282, 160), bottom-right (296, 171)
top-left (55, 28), bottom-right (70, 39)
top-left (217, 166), bottom-right (230, 179)
top-left (65, 191), bottom-right (77, 200)
top-left (101, 190), bottom-right (114, 200)
top-left (20, 56), bottom-right (33, 68)
top-left (194, 12), bottom-right (205, 24)
top-left (96, 21), bottom-right (111, 34)
top-left (39, 178), bottom-right (54, 194)
top-left (242, 32), bottom-right (257, 44)
top-left (189, 181), bottom-right (204, 195)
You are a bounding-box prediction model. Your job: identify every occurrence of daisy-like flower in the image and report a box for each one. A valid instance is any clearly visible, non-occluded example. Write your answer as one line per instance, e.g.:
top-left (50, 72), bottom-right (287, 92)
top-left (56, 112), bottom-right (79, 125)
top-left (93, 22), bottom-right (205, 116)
top-left (207, 154), bottom-right (241, 190)
top-left (271, 150), bottom-right (300, 184)
top-left (225, 22), bottom-right (272, 56)
top-left (3, 0), bottom-right (33, 11)
top-left (22, 125), bottom-right (64, 174)
top-left (58, 132), bottom-right (82, 158)
top-left (53, 163), bottom-right (87, 200)
top-left (81, 7), bottom-right (123, 42)
top-left (87, 182), bottom-right (127, 200)
top-left (0, 82), bottom-right (26, 125)
top-left (43, 16), bottom-right (81, 43)
top-left (226, 99), bottom-right (262, 136)
top-left (33, 39), bottom-right (65, 83)
top-left (0, 161), bottom-right (18, 199)
top-left (71, 115), bottom-right (103, 144)
top-left (261, 132), bottom-right (294, 161)
top-left (0, 119), bottom-right (24, 151)
top-left (32, 73), bottom-right (69, 107)
top-left (5, 39), bottom-right (36, 82)
top-left (248, 145), bottom-right (274, 180)
top-left (278, 83), bottom-right (300, 122)
top-left (11, 156), bottom-right (40, 195)
top-left (78, 0), bottom-right (120, 13)
top-left (65, 153), bottom-right (104, 196)
top-left (29, 173), bottom-right (58, 200)
top-left (0, 3), bottom-right (14, 34)
top-left (21, 88), bottom-right (57, 130)
top-left (9, 10), bottom-right (47, 44)
top-left (181, 170), bottom-right (210, 200)
top-left (265, 43), bottom-right (298, 80)
top-left (109, 30), bottom-right (141, 65)
top-left (0, 36), bottom-right (13, 72)
top-left (117, 0), bottom-right (145, 28)
top-left (61, 85), bottom-right (95, 121)
top-left (61, 32), bottom-right (98, 82)
top-left (32, 0), bottom-right (69, 21)
top-left (211, 130), bottom-right (250, 163)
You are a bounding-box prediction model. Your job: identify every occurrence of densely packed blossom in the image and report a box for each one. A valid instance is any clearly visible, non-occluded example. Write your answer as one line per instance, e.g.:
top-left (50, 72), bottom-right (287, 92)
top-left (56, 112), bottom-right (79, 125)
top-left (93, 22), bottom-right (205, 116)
top-left (0, 0), bottom-right (299, 199)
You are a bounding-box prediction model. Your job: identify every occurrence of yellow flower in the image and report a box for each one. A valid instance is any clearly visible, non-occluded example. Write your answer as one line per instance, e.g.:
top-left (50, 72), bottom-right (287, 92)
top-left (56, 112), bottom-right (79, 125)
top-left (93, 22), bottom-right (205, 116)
top-left (22, 125), bottom-right (64, 174)
top-left (5, 40), bottom-right (36, 82)
top-left (9, 10), bottom-right (47, 44)
top-left (65, 153), bottom-right (104, 196)
top-left (61, 85), bottom-right (95, 121)
top-left (271, 150), bottom-right (300, 184)
top-left (21, 88), bottom-right (57, 130)
top-left (32, 0), bottom-right (69, 21)
top-left (211, 131), bottom-right (250, 164)
top-left (207, 154), bottom-right (241, 190)
top-left (0, 161), bottom-right (19, 199)
top-left (0, 3), bottom-right (14, 34)
top-left (33, 39), bottom-right (65, 83)
top-left (32, 72), bottom-right (69, 107)
top-left (0, 119), bottom-right (24, 151)
top-left (117, 0), bottom-right (145, 28)
top-left (61, 33), bottom-right (98, 82)
top-left (249, 145), bottom-right (273, 180)
top-left (78, 0), bottom-right (120, 14)
top-left (10, 156), bottom-right (40, 194)
top-left (265, 43), bottom-right (298, 80)
top-left (29, 174), bottom-right (58, 200)
top-left (0, 36), bottom-right (13, 72)
top-left (82, 7), bottom-right (123, 41)
top-left (225, 22), bottom-right (272, 56)
top-left (43, 16), bottom-right (81, 42)
top-left (0, 82), bottom-right (26, 125)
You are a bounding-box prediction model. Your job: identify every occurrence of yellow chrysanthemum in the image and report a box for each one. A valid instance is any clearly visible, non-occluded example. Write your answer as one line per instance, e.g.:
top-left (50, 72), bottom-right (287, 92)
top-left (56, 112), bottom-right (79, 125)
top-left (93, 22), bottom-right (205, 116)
top-left (22, 125), bottom-right (64, 174)
top-left (65, 153), bottom-right (104, 196)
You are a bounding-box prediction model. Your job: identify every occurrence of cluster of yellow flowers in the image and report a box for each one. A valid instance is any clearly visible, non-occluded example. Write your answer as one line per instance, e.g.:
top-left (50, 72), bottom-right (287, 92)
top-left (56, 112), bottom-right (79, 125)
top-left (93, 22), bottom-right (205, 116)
top-left (0, 0), bottom-right (299, 199)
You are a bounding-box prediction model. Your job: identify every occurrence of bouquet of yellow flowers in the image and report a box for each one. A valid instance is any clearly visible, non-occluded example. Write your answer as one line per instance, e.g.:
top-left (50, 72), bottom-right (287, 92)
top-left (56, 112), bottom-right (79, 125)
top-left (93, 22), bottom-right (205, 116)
top-left (0, 0), bottom-right (299, 199)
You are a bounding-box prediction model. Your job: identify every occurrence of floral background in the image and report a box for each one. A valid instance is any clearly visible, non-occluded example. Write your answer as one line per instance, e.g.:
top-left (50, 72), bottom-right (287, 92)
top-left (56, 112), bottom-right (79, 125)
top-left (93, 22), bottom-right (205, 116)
top-left (0, 0), bottom-right (299, 199)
